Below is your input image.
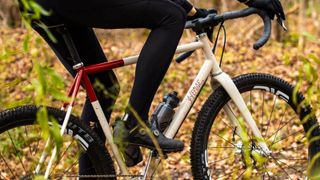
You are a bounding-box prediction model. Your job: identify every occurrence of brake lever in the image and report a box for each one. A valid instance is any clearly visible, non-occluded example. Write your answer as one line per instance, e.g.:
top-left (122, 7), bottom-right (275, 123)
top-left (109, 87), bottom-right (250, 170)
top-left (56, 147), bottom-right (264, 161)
top-left (277, 18), bottom-right (288, 31)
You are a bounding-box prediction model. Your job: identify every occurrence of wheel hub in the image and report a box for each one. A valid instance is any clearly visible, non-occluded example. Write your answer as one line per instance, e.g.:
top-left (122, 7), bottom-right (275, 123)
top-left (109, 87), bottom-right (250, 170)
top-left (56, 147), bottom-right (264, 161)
top-left (235, 141), bottom-right (270, 169)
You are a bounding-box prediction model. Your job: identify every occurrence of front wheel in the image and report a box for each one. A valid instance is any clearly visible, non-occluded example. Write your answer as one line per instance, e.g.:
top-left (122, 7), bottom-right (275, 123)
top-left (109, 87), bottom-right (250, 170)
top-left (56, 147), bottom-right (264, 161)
top-left (191, 73), bottom-right (320, 179)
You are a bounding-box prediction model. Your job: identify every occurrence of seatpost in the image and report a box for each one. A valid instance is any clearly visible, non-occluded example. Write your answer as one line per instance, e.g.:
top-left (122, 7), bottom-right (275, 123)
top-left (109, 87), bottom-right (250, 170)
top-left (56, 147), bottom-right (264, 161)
top-left (56, 27), bottom-right (84, 69)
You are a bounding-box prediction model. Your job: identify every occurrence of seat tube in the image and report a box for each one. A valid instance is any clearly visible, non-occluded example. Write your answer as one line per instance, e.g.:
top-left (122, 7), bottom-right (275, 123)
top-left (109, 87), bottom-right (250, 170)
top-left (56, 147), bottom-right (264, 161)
top-left (82, 73), bottom-right (130, 176)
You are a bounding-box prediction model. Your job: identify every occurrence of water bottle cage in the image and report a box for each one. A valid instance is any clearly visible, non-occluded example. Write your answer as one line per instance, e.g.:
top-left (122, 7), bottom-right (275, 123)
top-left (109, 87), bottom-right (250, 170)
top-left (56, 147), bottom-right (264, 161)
top-left (153, 91), bottom-right (180, 133)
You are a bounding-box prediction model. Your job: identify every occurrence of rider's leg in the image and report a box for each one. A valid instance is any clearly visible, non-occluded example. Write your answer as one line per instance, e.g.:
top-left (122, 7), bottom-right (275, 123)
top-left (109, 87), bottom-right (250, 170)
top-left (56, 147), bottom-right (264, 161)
top-left (32, 0), bottom-right (187, 166)
top-left (47, 0), bottom-right (187, 147)
top-left (42, 0), bottom-right (186, 130)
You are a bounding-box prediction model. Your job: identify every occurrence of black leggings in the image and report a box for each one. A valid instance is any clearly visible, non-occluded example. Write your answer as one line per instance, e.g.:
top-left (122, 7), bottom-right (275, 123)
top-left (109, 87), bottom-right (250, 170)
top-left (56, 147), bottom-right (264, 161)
top-left (30, 0), bottom-right (187, 175)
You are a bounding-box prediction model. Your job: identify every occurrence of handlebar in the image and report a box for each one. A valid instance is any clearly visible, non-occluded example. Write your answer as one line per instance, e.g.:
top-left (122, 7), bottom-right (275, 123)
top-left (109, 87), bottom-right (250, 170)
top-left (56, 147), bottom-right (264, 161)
top-left (185, 7), bottom-right (271, 50)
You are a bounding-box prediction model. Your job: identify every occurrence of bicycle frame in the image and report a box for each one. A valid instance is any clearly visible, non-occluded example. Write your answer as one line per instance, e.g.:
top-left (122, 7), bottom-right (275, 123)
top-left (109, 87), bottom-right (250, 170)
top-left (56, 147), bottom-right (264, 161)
top-left (39, 33), bottom-right (272, 179)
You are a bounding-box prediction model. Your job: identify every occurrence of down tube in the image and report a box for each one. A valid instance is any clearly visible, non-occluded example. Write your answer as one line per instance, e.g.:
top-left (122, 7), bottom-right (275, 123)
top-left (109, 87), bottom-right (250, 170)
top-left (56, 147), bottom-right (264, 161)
top-left (165, 60), bottom-right (214, 139)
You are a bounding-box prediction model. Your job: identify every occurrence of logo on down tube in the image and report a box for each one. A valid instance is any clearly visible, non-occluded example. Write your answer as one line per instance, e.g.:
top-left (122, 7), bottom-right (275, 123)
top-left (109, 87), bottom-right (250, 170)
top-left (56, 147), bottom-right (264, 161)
top-left (187, 79), bottom-right (205, 102)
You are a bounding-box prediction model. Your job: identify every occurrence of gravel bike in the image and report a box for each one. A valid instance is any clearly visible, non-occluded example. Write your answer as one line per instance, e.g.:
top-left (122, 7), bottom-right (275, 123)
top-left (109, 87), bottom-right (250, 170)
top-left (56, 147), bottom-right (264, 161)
top-left (1, 7), bottom-right (320, 179)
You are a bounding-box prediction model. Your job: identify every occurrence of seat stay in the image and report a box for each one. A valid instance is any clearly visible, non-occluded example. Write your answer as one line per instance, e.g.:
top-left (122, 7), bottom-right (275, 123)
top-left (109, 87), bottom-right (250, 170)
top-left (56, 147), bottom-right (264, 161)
top-left (81, 69), bottom-right (130, 176)
top-left (38, 67), bottom-right (131, 177)
top-left (36, 70), bottom-right (83, 177)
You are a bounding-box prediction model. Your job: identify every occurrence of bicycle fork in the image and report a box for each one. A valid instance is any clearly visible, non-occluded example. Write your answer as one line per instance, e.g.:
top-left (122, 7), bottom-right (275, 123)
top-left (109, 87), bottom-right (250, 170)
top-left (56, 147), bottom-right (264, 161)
top-left (212, 72), bottom-right (272, 156)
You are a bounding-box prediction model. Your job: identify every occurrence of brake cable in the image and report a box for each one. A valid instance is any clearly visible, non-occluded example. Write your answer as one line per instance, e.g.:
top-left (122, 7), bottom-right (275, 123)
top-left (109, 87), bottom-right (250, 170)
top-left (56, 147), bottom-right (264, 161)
top-left (212, 21), bottom-right (227, 68)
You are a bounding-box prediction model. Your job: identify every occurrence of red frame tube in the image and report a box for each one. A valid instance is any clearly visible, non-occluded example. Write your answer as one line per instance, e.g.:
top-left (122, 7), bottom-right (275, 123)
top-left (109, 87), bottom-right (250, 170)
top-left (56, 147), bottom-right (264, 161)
top-left (82, 72), bottom-right (98, 102)
top-left (63, 59), bottom-right (125, 107)
top-left (63, 69), bottom-right (84, 108)
top-left (85, 59), bottom-right (124, 74)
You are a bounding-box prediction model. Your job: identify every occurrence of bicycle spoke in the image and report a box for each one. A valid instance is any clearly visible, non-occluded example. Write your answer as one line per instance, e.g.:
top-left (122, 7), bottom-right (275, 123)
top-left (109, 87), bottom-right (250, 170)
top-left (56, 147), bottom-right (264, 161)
top-left (50, 139), bottom-right (75, 176)
top-left (273, 146), bottom-right (306, 159)
top-left (221, 117), bottom-right (234, 131)
top-left (236, 166), bottom-right (251, 180)
top-left (272, 144), bottom-right (303, 156)
top-left (0, 152), bottom-right (17, 178)
top-left (220, 171), bottom-right (236, 179)
top-left (212, 131), bottom-right (236, 147)
top-left (266, 117), bottom-right (294, 142)
top-left (250, 91), bottom-right (253, 112)
top-left (0, 172), bottom-right (7, 179)
top-left (274, 158), bottom-right (305, 175)
top-left (270, 104), bottom-right (288, 144)
top-left (209, 154), bottom-right (247, 179)
top-left (7, 131), bottom-right (27, 175)
top-left (276, 156), bottom-right (306, 161)
top-left (223, 104), bottom-right (239, 129)
top-left (253, 142), bottom-right (302, 177)
top-left (64, 156), bottom-right (80, 174)
top-left (208, 156), bottom-right (232, 165)
top-left (216, 169), bottom-right (237, 179)
top-left (223, 104), bottom-right (256, 141)
top-left (32, 130), bottom-right (42, 156)
top-left (24, 126), bottom-right (33, 155)
top-left (271, 130), bottom-right (304, 146)
top-left (263, 164), bottom-right (272, 179)
top-left (265, 96), bottom-right (277, 138)
top-left (269, 154), bottom-right (293, 179)
top-left (208, 146), bottom-right (234, 149)
top-left (260, 91), bottom-right (265, 133)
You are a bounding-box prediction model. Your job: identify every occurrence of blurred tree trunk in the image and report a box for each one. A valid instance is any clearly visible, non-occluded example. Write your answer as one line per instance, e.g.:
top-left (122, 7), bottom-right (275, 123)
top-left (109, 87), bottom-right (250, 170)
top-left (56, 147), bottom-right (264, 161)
top-left (0, 0), bottom-right (21, 27)
top-left (309, 0), bottom-right (320, 36)
top-left (213, 0), bottom-right (227, 12)
top-left (298, 0), bottom-right (307, 50)
top-left (273, 20), bottom-right (283, 41)
top-left (272, 0), bottom-right (295, 42)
